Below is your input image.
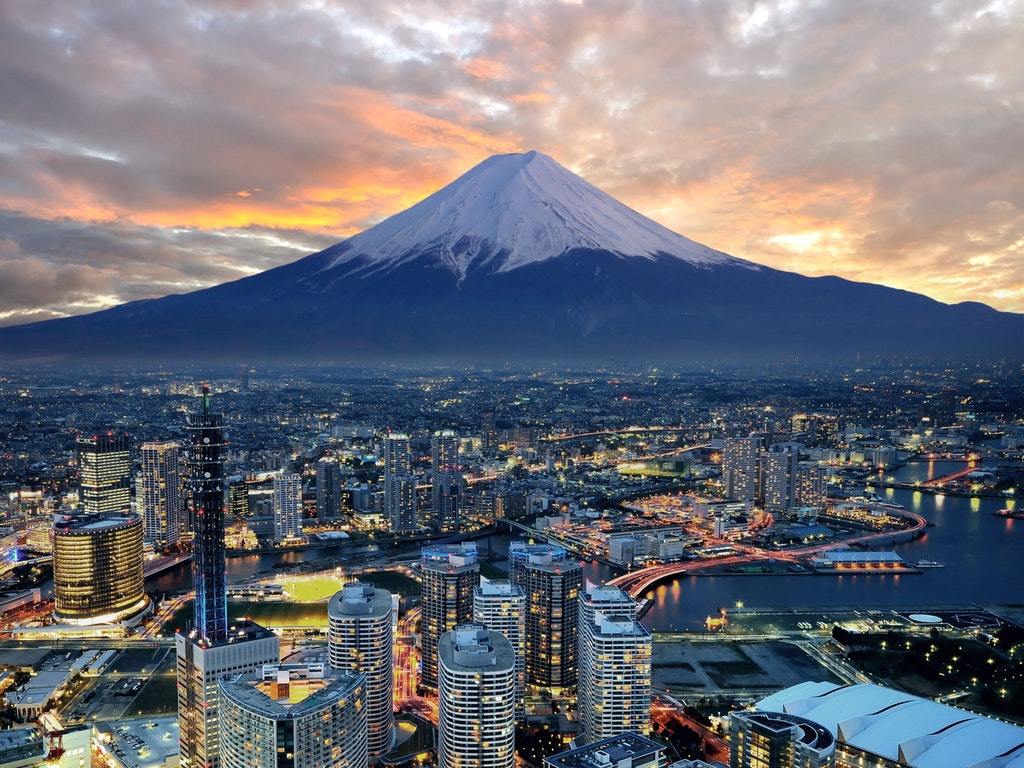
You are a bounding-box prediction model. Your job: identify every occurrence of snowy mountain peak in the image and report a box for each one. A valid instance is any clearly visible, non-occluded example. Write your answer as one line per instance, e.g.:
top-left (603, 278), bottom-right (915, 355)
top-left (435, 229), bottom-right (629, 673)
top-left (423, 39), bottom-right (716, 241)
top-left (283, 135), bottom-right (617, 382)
top-left (326, 150), bottom-right (747, 277)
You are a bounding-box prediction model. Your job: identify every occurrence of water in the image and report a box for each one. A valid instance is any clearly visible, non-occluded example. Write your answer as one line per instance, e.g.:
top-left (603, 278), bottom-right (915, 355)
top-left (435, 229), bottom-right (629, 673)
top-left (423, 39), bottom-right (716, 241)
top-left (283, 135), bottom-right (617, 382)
top-left (640, 459), bottom-right (1021, 630)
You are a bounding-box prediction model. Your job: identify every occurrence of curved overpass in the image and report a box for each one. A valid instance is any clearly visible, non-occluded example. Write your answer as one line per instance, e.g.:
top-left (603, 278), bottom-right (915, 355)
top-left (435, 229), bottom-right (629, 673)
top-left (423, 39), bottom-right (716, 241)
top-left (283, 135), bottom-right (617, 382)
top-left (609, 508), bottom-right (928, 599)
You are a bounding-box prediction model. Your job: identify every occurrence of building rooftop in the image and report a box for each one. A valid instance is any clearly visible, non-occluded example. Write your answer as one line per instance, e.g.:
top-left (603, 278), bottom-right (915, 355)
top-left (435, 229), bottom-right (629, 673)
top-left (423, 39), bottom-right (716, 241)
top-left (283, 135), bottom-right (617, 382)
top-left (474, 578), bottom-right (524, 598)
top-left (53, 513), bottom-right (139, 533)
top-left (756, 682), bottom-right (1024, 768)
top-left (421, 542), bottom-right (478, 568)
top-left (95, 716), bottom-right (180, 768)
top-left (328, 580), bottom-right (392, 618)
top-left (184, 618), bottom-right (276, 648)
top-left (438, 624), bottom-right (515, 672)
top-left (0, 726), bottom-right (44, 763)
top-left (544, 733), bottom-right (664, 768)
top-left (732, 710), bottom-right (835, 753)
top-left (220, 663), bottom-right (364, 720)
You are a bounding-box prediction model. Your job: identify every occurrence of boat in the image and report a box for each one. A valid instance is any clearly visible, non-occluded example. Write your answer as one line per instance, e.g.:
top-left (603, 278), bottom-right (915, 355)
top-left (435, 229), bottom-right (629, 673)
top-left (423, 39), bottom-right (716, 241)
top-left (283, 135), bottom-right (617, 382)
top-left (915, 560), bottom-right (946, 569)
top-left (992, 508), bottom-right (1024, 520)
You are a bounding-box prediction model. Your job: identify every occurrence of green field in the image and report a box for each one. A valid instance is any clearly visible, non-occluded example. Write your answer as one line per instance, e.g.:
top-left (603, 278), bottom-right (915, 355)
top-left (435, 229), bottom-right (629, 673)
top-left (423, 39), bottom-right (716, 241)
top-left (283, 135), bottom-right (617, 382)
top-left (279, 575), bottom-right (346, 601)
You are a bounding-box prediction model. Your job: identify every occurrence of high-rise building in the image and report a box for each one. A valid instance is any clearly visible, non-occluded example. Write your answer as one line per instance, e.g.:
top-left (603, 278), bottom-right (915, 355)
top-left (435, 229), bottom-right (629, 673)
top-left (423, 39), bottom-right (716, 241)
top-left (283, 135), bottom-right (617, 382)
top-left (578, 581), bottom-right (637, 630)
top-left (437, 625), bottom-right (516, 768)
top-left (508, 541), bottom-right (582, 689)
top-left (544, 733), bottom-right (665, 768)
top-left (328, 581), bottom-right (394, 761)
top-left (52, 513), bottom-right (148, 625)
top-left (420, 543), bottom-right (479, 690)
top-left (431, 430), bottom-right (461, 531)
top-left (77, 432), bottom-right (131, 515)
top-left (728, 710), bottom-right (834, 768)
top-left (317, 458), bottom-right (344, 520)
top-left (577, 610), bottom-right (651, 744)
top-left (219, 663), bottom-right (368, 768)
top-left (481, 412), bottom-right (498, 457)
top-left (383, 434), bottom-right (417, 533)
top-left (273, 472), bottom-right (303, 541)
top-left (178, 387), bottom-right (279, 768)
top-left (796, 462), bottom-right (827, 510)
top-left (227, 479), bottom-right (249, 520)
top-left (139, 441), bottom-right (184, 547)
top-left (473, 578), bottom-right (526, 717)
top-left (761, 445), bottom-right (800, 513)
top-left (722, 436), bottom-right (760, 504)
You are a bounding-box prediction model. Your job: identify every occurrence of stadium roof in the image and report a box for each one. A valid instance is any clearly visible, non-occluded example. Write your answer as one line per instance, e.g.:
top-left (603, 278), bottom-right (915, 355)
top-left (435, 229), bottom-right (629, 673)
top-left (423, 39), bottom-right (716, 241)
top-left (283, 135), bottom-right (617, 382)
top-left (756, 683), bottom-right (1024, 768)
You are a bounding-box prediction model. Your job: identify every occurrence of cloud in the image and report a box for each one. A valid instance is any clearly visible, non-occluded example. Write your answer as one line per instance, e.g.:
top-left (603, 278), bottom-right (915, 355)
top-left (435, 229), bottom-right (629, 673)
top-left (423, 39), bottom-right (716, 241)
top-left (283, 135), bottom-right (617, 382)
top-left (0, 0), bottom-right (1021, 324)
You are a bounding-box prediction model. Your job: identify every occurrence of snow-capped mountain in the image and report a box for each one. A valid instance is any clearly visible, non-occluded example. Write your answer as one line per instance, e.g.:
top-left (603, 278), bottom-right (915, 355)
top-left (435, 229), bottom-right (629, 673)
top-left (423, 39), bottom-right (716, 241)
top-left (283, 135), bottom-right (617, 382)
top-left (324, 150), bottom-right (744, 278)
top-left (0, 151), bottom-right (1020, 363)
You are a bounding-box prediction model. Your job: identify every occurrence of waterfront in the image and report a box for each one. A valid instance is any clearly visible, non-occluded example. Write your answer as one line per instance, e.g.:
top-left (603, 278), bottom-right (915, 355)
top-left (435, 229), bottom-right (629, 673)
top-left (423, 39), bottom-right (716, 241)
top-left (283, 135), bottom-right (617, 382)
top-left (640, 460), bottom-right (1021, 630)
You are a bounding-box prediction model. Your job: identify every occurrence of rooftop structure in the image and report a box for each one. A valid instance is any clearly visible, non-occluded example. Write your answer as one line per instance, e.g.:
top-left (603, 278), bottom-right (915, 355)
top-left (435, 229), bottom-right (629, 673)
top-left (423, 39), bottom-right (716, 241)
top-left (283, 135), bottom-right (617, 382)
top-left (544, 733), bottom-right (665, 768)
top-left (756, 681), bottom-right (1024, 768)
top-left (95, 716), bottom-right (180, 768)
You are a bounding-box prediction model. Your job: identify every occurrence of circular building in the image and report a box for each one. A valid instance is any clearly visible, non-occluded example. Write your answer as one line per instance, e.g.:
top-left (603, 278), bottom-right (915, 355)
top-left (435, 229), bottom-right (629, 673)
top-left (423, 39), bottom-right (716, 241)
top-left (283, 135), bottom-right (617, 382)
top-left (52, 514), bottom-right (148, 625)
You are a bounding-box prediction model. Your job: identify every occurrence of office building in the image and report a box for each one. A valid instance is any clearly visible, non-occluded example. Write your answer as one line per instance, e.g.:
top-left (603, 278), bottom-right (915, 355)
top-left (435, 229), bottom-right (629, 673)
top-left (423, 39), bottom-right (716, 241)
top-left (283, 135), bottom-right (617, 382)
top-left (431, 430), bottom-right (461, 531)
top-left (139, 440), bottom-right (184, 547)
top-left (219, 663), bottom-right (367, 768)
top-left (437, 625), bottom-right (516, 768)
top-left (796, 462), bottom-right (827, 509)
top-left (508, 541), bottom-right (582, 689)
top-left (577, 612), bottom-right (651, 744)
top-left (729, 710), bottom-right (835, 767)
top-left (761, 446), bottom-right (800, 513)
top-left (273, 471), bottom-right (303, 541)
top-left (52, 513), bottom-right (148, 625)
top-left (420, 543), bottom-right (479, 689)
top-left (328, 581), bottom-right (394, 760)
top-left (77, 432), bottom-right (131, 515)
top-left (545, 733), bottom-right (665, 768)
top-left (317, 458), bottom-right (344, 520)
top-left (722, 436), bottom-right (760, 504)
top-left (473, 579), bottom-right (526, 717)
top-left (383, 433), bottom-right (417, 533)
top-left (481, 412), bottom-right (498, 457)
top-left (178, 388), bottom-right (279, 768)
top-left (227, 479), bottom-right (249, 520)
top-left (754, 680), bottom-right (1024, 768)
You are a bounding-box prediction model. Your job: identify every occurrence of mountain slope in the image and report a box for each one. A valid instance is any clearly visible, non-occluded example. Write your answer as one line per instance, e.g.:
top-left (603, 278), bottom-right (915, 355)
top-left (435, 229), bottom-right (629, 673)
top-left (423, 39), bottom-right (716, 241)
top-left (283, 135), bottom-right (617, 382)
top-left (0, 151), bottom-right (1020, 363)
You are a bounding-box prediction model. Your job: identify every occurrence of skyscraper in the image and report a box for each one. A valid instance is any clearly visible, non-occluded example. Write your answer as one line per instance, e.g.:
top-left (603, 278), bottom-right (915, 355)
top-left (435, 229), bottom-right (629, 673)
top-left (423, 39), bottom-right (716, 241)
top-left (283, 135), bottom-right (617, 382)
top-left (437, 625), bottom-right (516, 768)
top-left (383, 433), bottom-right (417, 533)
top-left (473, 579), bottom-right (526, 717)
top-left (761, 445), bottom-right (801, 513)
top-left (317, 458), bottom-right (344, 520)
top-left (419, 543), bottom-right (479, 690)
top-left (219, 663), bottom-right (368, 768)
top-left (576, 611), bottom-right (651, 744)
top-left (431, 430), bottom-right (461, 531)
top-left (139, 441), bottom-right (184, 547)
top-left (328, 581), bottom-right (394, 761)
top-left (77, 432), bottom-right (131, 515)
top-left (722, 436), bottom-right (760, 504)
top-left (728, 710), bottom-right (834, 768)
top-left (177, 387), bottom-right (279, 768)
top-left (796, 461), bottom-right (828, 510)
top-left (52, 513), bottom-right (148, 625)
top-left (481, 412), bottom-right (498, 457)
top-left (273, 471), bottom-right (303, 541)
top-left (508, 540), bottom-right (582, 689)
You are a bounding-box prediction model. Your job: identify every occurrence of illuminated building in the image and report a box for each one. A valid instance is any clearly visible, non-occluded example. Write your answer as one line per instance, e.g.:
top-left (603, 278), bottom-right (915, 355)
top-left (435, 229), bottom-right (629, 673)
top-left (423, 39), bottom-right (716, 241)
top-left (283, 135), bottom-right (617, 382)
top-left (431, 430), bottom-right (461, 530)
top-left (473, 579), bottom-right (526, 717)
top-left (729, 710), bottom-right (834, 767)
top-left (437, 625), bottom-right (515, 768)
top-left (273, 471), bottom-right (303, 541)
top-left (177, 388), bottom-right (279, 768)
top-left (722, 436), bottom-right (760, 504)
top-left (317, 458), bottom-right (344, 520)
top-left (761, 445), bottom-right (801, 513)
top-left (139, 440), bottom-right (184, 547)
top-left (383, 434), bottom-right (417, 533)
top-left (508, 540), bottom-right (582, 689)
top-left (77, 432), bottom-right (131, 515)
top-left (219, 663), bottom-right (367, 768)
top-left (577, 611), bottom-right (651, 744)
top-left (328, 582), bottom-right (394, 761)
top-left (420, 543), bottom-right (479, 690)
top-left (796, 462), bottom-right (827, 509)
top-left (754, 680), bottom-right (1024, 768)
top-left (545, 733), bottom-right (665, 768)
top-left (52, 513), bottom-right (148, 625)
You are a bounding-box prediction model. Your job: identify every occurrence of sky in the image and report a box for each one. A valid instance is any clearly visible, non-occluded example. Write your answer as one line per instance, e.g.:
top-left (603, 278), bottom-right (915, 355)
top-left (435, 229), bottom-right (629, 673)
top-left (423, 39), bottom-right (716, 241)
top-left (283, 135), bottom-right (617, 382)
top-left (1, 0), bottom-right (1022, 327)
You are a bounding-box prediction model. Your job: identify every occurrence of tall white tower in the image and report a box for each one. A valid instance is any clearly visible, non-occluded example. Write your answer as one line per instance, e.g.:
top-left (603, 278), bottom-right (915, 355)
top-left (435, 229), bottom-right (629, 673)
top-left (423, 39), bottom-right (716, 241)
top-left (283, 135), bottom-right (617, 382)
top-left (328, 581), bottom-right (395, 761)
top-left (438, 625), bottom-right (516, 768)
top-left (383, 433), bottom-right (417, 533)
top-left (473, 579), bottom-right (526, 718)
top-left (272, 471), bottom-right (303, 541)
top-left (431, 430), bottom-right (461, 530)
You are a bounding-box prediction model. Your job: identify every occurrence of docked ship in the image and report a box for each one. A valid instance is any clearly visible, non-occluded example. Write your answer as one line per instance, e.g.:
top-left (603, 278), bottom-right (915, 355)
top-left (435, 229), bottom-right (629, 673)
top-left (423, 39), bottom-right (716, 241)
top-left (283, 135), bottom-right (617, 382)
top-left (992, 508), bottom-right (1024, 520)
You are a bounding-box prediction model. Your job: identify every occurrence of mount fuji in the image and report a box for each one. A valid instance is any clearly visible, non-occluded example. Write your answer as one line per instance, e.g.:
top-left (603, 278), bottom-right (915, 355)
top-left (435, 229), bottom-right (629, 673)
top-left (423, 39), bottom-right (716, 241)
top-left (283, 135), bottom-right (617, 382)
top-left (0, 150), bottom-right (1020, 363)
